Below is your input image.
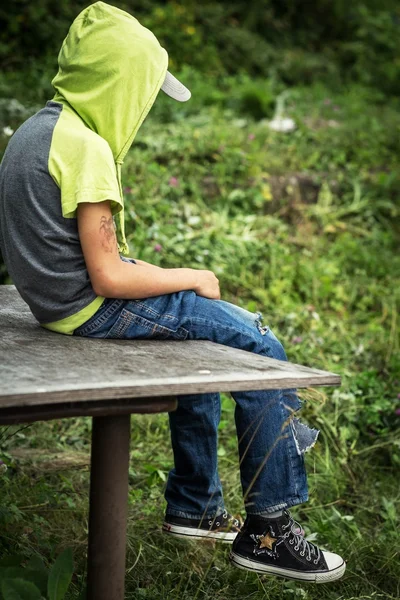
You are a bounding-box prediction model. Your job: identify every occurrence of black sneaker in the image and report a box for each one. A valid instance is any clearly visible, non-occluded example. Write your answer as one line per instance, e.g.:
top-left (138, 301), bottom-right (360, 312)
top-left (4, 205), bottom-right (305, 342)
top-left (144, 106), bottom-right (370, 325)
top-left (162, 510), bottom-right (242, 543)
top-left (230, 510), bottom-right (346, 583)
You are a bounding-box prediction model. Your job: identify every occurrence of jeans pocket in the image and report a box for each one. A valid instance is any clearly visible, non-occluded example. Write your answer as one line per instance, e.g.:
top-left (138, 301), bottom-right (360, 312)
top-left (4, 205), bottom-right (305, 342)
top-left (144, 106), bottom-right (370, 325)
top-left (73, 299), bottom-right (122, 337)
top-left (105, 307), bottom-right (189, 340)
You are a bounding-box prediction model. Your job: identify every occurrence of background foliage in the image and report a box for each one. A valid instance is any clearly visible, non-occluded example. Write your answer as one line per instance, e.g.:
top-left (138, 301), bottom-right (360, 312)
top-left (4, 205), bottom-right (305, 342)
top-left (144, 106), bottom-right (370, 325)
top-left (1, 0), bottom-right (400, 96)
top-left (0, 1), bottom-right (399, 599)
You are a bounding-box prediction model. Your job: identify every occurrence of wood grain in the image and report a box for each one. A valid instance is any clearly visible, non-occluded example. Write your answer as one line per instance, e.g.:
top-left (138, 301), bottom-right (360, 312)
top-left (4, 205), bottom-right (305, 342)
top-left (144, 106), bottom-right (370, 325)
top-left (0, 286), bottom-right (341, 408)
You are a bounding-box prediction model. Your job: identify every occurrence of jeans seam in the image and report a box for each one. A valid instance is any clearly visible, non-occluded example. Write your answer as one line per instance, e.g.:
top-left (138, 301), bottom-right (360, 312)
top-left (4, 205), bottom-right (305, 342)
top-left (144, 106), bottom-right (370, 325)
top-left (166, 505), bottom-right (225, 520)
top-left (246, 494), bottom-right (309, 515)
top-left (162, 314), bottom-right (178, 321)
top-left (213, 393), bottom-right (222, 505)
top-left (130, 301), bottom-right (160, 318)
top-left (75, 299), bottom-right (124, 335)
top-left (189, 315), bottom-right (267, 345)
top-left (280, 399), bottom-right (299, 498)
top-left (106, 308), bottom-right (132, 339)
top-left (107, 309), bottom-right (189, 340)
top-left (188, 316), bottom-right (274, 360)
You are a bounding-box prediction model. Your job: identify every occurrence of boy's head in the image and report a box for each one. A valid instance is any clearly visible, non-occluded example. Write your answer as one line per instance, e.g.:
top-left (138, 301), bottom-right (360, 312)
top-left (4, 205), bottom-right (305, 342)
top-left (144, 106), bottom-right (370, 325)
top-left (52, 1), bottom-right (190, 162)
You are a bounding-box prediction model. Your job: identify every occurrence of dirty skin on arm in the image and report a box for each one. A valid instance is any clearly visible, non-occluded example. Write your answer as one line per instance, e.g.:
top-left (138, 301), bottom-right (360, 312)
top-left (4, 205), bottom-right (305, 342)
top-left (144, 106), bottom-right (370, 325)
top-left (99, 215), bottom-right (119, 254)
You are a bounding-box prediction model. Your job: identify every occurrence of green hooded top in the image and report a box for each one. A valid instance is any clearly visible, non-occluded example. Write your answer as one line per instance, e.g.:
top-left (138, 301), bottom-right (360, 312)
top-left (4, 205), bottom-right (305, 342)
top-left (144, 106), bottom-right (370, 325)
top-left (52, 0), bottom-right (169, 254)
top-left (0, 2), bottom-right (170, 336)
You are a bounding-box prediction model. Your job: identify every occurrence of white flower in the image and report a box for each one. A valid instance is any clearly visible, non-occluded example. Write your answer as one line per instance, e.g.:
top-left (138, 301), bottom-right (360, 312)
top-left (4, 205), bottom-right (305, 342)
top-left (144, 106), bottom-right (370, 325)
top-left (268, 117), bottom-right (296, 133)
top-left (2, 126), bottom-right (14, 137)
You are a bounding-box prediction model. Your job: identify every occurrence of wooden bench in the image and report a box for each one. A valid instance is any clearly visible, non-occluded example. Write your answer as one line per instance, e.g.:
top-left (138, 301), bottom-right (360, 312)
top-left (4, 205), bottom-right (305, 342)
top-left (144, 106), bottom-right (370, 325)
top-left (0, 285), bottom-right (341, 600)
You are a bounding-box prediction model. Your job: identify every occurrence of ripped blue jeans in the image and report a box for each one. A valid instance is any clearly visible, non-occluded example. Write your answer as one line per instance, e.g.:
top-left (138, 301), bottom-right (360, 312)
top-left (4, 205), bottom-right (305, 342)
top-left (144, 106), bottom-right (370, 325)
top-left (74, 265), bottom-right (319, 519)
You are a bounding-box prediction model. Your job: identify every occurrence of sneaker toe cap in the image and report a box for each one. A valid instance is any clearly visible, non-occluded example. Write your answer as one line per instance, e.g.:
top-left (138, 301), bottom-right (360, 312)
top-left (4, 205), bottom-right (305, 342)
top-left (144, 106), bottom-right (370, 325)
top-left (322, 550), bottom-right (345, 571)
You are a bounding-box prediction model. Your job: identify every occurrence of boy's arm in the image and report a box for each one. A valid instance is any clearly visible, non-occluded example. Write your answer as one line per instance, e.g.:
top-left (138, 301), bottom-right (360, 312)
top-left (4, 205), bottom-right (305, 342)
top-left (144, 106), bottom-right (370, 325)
top-left (77, 200), bottom-right (199, 299)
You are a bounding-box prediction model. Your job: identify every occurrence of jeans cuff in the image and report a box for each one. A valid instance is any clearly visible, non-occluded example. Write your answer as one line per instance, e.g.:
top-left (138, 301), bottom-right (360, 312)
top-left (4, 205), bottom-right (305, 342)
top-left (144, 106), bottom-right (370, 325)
top-left (245, 494), bottom-right (308, 516)
top-left (166, 504), bottom-right (226, 520)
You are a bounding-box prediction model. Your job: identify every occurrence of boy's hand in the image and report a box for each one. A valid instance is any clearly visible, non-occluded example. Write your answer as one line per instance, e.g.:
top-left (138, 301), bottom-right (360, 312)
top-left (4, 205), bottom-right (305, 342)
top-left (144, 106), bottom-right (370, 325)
top-left (193, 270), bottom-right (221, 300)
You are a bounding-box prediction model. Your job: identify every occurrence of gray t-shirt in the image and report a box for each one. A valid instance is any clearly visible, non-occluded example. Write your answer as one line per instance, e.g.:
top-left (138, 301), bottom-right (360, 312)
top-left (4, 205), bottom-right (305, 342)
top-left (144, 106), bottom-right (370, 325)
top-left (0, 100), bottom-right (122, 331)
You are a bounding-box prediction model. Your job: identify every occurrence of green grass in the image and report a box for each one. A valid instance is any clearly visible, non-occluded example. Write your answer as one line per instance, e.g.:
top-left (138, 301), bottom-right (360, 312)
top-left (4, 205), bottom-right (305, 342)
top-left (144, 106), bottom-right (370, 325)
top-left (0, 76), bottom-right (399, 598)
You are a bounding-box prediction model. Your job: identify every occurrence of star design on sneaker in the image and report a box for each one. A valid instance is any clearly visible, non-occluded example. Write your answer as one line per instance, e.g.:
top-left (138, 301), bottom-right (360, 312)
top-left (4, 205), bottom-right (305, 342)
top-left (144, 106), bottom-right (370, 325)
top-left (259, 532), bottom-right (277, 550)
top-left (230, 510), bottom-right (346, 582)
top-left (250, 530), bottom-right (283, 558)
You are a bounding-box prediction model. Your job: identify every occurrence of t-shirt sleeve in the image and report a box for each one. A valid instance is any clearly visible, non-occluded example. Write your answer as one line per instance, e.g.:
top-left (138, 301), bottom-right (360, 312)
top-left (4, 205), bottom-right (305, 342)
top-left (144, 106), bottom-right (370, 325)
top-left (49, 121), bottom-right (123, 219)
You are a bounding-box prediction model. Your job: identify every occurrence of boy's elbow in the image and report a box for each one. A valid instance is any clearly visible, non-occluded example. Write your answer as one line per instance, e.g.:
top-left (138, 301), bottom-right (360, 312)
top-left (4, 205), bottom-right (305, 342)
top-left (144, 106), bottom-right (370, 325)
top-left (91, 272), bottom-right (119, 298)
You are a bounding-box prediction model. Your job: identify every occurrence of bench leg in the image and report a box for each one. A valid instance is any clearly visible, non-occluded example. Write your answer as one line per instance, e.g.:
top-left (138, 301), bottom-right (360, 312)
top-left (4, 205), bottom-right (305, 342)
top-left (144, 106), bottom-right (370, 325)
top-left (87, 415), bottom-right (131, 600)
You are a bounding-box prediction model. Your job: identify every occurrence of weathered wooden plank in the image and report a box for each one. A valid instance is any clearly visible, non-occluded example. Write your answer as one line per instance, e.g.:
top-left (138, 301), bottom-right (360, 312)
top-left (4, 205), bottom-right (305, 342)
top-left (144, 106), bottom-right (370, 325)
top-left (0, 286), bottom-right (341, 407)
top-left (0, 396), bottom-right (178, 424)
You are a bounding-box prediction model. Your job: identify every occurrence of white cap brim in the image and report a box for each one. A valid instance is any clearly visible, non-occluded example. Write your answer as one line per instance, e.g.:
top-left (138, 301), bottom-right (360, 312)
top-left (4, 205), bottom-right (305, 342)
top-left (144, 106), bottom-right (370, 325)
top-left (161, 71), bottom-right (191, 102)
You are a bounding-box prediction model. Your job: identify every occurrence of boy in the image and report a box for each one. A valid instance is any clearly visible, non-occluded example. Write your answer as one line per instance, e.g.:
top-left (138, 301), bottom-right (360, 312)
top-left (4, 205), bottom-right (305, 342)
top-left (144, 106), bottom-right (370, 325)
top-left (0, 1), bottom-right (345, 583)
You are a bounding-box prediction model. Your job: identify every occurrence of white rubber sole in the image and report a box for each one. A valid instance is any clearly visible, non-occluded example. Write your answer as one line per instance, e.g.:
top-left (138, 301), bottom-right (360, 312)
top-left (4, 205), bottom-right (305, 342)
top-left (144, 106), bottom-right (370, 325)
top-left (162, 522), bottom-right (238, 543)
top-left (230, 551), bottom-right (346, 583)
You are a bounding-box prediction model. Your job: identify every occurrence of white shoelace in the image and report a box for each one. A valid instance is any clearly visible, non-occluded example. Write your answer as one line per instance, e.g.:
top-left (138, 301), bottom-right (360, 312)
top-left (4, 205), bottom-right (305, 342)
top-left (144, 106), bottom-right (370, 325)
top-left (282, 514), bottom-right (321, 564)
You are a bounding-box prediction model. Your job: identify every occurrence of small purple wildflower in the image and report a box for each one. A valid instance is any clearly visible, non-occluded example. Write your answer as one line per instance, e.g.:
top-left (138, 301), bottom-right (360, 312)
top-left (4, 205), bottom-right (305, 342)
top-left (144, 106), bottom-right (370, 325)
top-left (397, 393), bottom-right (400, 399)
top-left (124, 186), bottom-right (132, 194)
top-left (323, 98), bottom-right (332, 105)
top-left (169, 176), bottom-right (179, 187)
top-left (154, 243), bottom-right (162, 252)
top-left (333, 105), bottom-right (340, 112)
top-left (395, 408), bottom-right (400, 416)
top-left (292, 336), bottom-right (303, 344)
top-left (248, 133), bottom-right (255, 141)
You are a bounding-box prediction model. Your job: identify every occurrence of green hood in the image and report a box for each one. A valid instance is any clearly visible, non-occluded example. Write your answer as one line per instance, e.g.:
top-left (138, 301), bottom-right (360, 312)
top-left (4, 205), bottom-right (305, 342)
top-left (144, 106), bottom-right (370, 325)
top-left (52, 1), bottom-right (168, 253)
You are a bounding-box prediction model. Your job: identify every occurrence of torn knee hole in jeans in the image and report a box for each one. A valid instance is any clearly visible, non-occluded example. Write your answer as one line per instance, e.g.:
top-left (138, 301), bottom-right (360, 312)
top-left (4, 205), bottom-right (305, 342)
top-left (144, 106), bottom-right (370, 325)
top-left (255, 311), bottom-right (269, 335)
top-left (285, 394), bottom-right (319, 455)
top-left (290, 417), bottom-right (319, 455)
